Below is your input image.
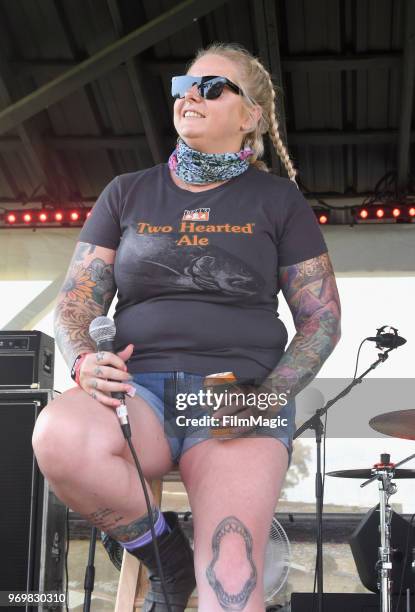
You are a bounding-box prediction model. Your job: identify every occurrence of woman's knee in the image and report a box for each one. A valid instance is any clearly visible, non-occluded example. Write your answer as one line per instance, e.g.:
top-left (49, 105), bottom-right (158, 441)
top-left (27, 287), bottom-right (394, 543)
top-left (195, 512), bottom-right (267, 611)
top-left (32, 387), bottom-right (120, 479)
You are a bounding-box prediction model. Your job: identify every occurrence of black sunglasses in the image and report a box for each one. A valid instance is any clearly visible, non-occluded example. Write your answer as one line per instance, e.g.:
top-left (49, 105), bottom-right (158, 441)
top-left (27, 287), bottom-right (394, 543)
top-left (171, 75), bottom-right (243, 100)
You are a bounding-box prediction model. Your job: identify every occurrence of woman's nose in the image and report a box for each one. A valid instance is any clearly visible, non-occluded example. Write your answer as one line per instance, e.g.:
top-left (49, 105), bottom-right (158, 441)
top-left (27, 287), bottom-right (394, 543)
top-left (184, 84), bottom-right (201, 100)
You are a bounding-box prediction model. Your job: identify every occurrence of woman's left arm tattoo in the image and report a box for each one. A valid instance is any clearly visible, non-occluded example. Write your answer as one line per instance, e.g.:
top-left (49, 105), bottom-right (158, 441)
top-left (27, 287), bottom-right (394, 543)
top-left (266, 253), bottom-right (341, 398)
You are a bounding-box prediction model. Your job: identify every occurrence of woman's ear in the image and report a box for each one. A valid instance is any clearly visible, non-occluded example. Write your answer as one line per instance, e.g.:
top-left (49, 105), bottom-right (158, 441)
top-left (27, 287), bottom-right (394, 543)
top-left (241, 105), bottom-right (262, 132)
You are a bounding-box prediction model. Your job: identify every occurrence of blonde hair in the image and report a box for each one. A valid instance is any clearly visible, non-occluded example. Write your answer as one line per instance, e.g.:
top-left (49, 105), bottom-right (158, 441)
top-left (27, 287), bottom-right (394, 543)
top-left (187, 42), bottom-right (299, 188)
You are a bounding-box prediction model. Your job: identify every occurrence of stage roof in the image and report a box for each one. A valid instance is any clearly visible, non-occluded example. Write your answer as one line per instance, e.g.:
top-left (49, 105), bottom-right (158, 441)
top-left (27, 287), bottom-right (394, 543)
top-left (0, 0), bottom-right (413, 209)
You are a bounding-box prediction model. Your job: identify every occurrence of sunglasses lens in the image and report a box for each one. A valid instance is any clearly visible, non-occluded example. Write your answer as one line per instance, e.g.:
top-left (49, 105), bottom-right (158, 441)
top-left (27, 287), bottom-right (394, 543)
top-left (204, 80), bottom-right (225, 100)
top-left (171, 76), bottom-right (228, 99)
top-left (172, 76), bottom-right (201, 99)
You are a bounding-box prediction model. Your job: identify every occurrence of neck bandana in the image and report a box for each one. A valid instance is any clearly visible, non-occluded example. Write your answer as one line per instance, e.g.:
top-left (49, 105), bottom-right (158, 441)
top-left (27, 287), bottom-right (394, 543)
top-left (168, 136), bottom-right (254, 184)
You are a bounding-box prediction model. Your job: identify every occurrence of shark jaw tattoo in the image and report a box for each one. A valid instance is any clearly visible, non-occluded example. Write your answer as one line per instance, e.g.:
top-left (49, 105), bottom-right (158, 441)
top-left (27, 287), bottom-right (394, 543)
top-left (206, 515), bottom-right (257, 610)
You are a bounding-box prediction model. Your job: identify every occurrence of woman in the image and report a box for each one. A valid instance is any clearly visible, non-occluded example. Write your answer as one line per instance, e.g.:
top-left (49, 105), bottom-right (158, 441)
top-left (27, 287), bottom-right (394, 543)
top-left (32, 42), bottom-right (341, 612)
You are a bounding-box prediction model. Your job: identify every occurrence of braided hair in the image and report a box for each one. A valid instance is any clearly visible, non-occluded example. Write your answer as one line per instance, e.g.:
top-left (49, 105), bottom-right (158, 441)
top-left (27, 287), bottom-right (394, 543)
top-left (188, 42), bottom-right (299, 188)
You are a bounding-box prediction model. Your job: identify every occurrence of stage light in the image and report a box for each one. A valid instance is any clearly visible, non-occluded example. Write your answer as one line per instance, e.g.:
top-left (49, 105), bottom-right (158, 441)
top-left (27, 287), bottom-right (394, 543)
top-left (392, 208), bottom-right (400, 218)
top-left (359, 209), bottom-right (369, 219)
top-left (409, 207), bottom-right (415, 217)
top-left (318, 214), bottom-right (328, 224)
top-left (376, 208), bottom-right (384, 218)
top-left (1, 206), bottom-right (93, 228)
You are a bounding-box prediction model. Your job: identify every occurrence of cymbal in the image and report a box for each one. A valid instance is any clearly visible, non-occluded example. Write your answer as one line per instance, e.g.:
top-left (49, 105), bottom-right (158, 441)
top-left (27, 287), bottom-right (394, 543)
top-left (327, 468), bottom-right (415, 479)
top-left (369, 410), bottom-right (415, 440)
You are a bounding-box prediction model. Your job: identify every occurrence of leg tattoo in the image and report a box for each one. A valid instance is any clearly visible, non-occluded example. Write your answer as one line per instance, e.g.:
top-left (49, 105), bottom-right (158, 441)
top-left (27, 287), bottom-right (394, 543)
top-left (104, 505), bottom-right (159, 542)
top-left (85, 507), bottom-right (125, 532)
top-left (206, 516), bottom-right (257, 610)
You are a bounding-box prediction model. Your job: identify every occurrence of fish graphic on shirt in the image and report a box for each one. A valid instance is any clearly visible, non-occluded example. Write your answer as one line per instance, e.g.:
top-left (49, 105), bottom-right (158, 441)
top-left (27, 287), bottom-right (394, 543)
top-left (117, 228), bottom-right (265, 298)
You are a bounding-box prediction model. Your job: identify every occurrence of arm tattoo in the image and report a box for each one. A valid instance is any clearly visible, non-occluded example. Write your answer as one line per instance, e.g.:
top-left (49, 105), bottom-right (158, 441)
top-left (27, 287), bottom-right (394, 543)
top-left (206, 516), bottom-right (257, 610)
top-left (268, 253), bottom-right (341, 398)
top-left (54, 242), bottom-right (116, 367)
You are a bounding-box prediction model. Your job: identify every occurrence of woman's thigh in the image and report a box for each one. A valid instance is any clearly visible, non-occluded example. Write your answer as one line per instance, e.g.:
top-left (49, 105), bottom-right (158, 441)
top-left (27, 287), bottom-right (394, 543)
top-left (178, 436), bottom-right (288, 612)
top-left (33, 385), bottom-right (174, 480)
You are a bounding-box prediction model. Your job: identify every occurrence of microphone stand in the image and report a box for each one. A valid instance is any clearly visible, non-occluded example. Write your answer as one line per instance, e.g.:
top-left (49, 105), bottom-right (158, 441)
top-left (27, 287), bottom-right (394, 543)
top-left (83, 526), bottom-right (97, 612)
top-left (293, 347), bottom-right (394, 612)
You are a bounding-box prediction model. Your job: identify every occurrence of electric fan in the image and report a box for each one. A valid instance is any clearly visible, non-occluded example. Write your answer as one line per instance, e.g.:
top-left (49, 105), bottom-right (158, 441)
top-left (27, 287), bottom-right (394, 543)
top-left (263, 516), bottom-right (291, 602)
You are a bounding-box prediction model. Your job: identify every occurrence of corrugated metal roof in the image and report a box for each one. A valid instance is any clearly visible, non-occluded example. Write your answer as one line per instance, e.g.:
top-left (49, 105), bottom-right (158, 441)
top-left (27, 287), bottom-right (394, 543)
top-left (0, 0), bottom-right (412, 208)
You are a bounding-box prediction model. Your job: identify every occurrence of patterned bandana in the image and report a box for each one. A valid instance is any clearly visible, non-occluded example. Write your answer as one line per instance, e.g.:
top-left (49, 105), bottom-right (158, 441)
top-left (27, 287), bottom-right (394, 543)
top-left (168, 136), bottom-right (254, 184)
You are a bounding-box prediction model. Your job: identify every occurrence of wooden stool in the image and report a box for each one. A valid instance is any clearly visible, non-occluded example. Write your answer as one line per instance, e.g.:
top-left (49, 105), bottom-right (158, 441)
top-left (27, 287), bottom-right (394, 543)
top-left (115, 468), bottom-right (198, 611)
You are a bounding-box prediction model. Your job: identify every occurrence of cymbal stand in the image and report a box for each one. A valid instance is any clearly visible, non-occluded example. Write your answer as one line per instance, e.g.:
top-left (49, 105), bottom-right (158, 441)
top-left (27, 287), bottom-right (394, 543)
top-left (361, 452), bottom-right (415, 612)
top-left (361, 454), bottom-right (397, 612)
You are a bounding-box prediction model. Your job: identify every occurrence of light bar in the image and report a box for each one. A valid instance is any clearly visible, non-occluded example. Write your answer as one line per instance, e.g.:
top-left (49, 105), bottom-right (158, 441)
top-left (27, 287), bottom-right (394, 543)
top-left (354, 204), bottom-right (415, 223)
top-left (1, 208), bottom-right (93, 228)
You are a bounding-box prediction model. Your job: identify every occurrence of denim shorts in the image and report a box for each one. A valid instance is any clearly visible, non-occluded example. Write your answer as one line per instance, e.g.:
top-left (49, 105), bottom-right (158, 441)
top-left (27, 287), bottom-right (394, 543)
top-left (130, 371), bottom-right (296, 466)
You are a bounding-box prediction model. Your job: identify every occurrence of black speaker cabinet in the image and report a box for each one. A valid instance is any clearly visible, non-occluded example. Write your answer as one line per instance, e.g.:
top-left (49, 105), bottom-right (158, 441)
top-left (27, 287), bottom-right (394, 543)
top-left (0, 331), bottom-right (54, 390)
top-left (0, 389), bottom-right (66, 611)
top-left (291, 592), bottom-right (414, 611)
top-left (350, 504), bottom-right (415, 593)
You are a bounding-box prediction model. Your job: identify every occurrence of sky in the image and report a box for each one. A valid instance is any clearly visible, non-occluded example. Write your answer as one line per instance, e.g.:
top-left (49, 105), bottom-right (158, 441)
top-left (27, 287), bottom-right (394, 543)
top-left (1, 276), bottom-right (414, 511)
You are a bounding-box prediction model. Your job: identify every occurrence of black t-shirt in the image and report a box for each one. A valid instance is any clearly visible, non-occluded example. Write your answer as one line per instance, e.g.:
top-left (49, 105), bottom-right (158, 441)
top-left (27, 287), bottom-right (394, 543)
top-left (77, 163), bottom-right (327, 380)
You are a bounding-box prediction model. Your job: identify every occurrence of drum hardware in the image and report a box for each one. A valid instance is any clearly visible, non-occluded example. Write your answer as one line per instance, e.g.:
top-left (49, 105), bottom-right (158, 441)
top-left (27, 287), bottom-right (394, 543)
top-left (328, 452), bottom-right (415, 612)
top-left (362, 453), bottom-right (415, 612)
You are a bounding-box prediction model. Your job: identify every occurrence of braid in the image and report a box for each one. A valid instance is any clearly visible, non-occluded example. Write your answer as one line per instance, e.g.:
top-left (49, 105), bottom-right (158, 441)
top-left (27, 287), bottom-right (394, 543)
top-left (191, 43), bottom-right (300, 189)
top-left (250, 57), bottom-right (299, 189)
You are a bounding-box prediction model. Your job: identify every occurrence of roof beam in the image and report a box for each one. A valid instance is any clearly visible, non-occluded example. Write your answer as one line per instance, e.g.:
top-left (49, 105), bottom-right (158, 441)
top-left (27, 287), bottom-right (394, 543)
top-left (0, 0), bottom-right (230, 136)
top-left (1, 274), bottom-right (65, 331)
top-left (0, 9), bottom-right (60, 197)
top-left (106, 0), bottom-right (166, 164)
top-left (10, 52), bottom-right (403, 79)
top-left (0, 129), bottom-right (413, 152)
top-left (397, 0), bottom-right (415, 191)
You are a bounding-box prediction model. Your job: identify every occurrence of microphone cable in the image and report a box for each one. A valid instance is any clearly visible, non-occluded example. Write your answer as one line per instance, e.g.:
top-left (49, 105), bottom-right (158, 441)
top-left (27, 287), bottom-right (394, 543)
top-left (89, 317), bottom-right (173, 612)
top-left (117, 406), bottom-right (173, 612)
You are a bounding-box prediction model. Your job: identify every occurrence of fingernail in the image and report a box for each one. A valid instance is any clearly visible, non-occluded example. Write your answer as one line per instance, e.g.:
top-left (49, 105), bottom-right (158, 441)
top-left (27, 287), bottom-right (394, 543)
top-left (126, 386), bottom-right (136, 397)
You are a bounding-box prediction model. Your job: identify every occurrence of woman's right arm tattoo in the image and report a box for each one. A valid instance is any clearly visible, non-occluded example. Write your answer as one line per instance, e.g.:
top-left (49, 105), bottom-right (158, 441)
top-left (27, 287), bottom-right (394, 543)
top-left (54, 243), bottom-right (116, 367)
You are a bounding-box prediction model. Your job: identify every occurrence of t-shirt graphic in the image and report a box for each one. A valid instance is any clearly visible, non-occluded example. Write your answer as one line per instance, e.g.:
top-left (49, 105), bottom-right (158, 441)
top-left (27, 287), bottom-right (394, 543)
top-left (78, 163), bottom-right (327, 379)
top-left (119, 227), bottom-right (265, 301)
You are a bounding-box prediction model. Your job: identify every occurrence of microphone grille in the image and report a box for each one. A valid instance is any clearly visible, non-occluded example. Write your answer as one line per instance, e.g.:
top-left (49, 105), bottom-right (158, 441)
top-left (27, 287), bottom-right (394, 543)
top-left (89, 316), bottom-right (116, 345)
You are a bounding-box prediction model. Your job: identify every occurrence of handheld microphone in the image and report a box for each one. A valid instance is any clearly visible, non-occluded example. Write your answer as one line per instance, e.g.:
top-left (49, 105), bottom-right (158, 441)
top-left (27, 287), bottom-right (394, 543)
top-left (89, 316), bottom-right (131, 438)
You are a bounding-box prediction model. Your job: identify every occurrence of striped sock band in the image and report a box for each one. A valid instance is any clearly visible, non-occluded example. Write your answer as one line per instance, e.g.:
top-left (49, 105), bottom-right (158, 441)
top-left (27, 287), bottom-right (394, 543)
top-left (121, 507), bottom-right (171, 551)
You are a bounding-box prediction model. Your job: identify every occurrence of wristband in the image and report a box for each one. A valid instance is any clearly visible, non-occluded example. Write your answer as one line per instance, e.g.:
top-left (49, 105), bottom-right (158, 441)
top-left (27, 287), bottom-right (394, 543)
top-left (71, 353), bottom-right (88, 385)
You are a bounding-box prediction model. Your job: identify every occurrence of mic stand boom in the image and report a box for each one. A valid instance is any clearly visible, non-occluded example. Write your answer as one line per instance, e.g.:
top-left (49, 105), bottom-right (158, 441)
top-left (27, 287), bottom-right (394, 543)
top-left (293, 347), bottom-right (393, 612)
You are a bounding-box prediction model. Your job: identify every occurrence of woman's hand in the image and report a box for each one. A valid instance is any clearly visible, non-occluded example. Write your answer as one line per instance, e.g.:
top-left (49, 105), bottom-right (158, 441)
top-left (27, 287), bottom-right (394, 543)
top-left (78, 343), bottom-right (136, 408)
top-left (209, 379), bottom-right (275, 439)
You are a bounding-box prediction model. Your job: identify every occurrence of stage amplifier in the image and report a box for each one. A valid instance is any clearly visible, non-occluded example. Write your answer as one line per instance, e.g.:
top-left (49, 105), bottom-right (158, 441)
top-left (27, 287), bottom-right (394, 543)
top-left (0, 331), bottom-right (54, 389)
top-left (291, 592), bottom-right (414, 610)
top-left (0, 389), bottom-right (66, 611)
